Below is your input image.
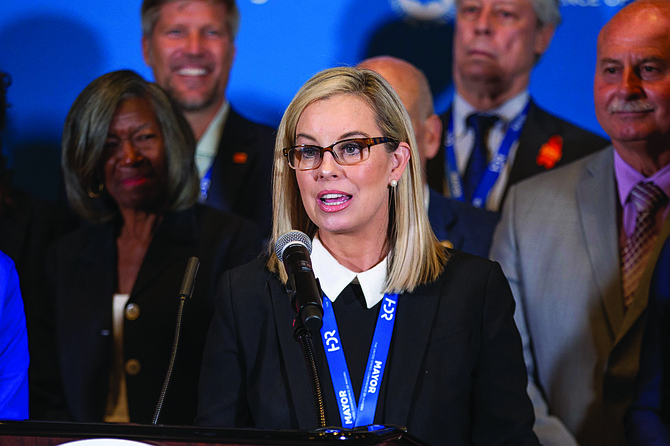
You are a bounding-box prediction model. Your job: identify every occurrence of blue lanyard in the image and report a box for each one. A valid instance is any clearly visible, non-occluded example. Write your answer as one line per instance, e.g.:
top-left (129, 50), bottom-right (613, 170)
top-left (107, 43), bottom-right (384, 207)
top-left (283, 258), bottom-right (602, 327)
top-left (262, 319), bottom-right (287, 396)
top-left (445, 102), bottom-right (530, 208)
top-left (199, 166), bottom-right (213, 202)
top-left (320, 292), bottom-right (399, 428)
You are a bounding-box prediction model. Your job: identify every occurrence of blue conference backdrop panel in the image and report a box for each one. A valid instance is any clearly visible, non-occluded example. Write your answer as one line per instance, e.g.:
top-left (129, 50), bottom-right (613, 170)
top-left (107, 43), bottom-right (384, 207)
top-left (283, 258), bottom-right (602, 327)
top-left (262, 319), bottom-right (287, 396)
top-left (0, 0), bottom-right (626, 201)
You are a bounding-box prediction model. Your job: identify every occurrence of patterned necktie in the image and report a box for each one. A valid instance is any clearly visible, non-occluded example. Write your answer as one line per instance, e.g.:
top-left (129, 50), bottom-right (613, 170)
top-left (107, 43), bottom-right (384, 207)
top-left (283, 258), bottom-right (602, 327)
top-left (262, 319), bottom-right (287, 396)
top-left (463, 114), bottom-right (499, 201)
top-left (622, 181), bottom-right (668, 307)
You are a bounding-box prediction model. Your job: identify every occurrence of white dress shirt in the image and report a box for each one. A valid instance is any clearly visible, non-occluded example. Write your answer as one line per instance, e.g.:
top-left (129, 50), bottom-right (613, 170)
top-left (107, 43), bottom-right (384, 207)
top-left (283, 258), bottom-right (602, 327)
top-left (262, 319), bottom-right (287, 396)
top-left (195, 101), bottom-right (230, 179)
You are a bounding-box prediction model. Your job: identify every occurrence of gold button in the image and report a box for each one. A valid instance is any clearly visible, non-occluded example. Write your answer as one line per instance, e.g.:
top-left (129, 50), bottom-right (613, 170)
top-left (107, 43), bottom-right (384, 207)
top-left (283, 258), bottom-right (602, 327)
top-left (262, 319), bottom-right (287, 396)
top-left (125, 359), bottom-right (141, 376)
top-left (125, 303), bottom-right (140, 321)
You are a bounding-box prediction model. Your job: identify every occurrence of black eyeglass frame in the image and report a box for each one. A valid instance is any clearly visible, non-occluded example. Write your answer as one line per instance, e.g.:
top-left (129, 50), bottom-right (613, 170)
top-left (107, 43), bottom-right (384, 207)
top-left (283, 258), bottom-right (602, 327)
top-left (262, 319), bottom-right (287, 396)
top-left (282, 137), bottom-right (399, 171)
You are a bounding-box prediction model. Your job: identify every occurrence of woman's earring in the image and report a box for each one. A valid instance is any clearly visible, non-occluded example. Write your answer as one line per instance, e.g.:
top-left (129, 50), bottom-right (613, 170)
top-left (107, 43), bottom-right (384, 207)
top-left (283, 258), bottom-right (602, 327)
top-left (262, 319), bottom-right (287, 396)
top-left (389, 179), bottom-right (398, 188)
top-left (87, 182), bottom-right (104, 198)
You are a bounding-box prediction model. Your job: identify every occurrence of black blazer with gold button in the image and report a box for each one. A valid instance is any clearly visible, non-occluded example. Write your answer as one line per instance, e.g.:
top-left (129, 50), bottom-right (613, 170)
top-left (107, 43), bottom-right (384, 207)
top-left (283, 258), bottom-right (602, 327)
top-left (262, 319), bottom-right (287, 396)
top-left (196, 251), bottom-right (539, 446)
top-left (31, 204), bottom-right (261, 425)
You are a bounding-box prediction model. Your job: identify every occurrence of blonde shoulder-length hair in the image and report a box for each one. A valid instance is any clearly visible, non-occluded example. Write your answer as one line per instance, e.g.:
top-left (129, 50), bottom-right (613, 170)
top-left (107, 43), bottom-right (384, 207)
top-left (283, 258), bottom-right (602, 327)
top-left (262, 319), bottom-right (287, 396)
top-left (267, 66), bottom-right (446, 293)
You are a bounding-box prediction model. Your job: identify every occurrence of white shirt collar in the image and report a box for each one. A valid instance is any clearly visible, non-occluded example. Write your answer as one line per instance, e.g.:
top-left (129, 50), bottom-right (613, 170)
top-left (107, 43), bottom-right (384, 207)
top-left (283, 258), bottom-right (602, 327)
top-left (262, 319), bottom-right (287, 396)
top-left (453, 90), bottom-right (530, 136)
top-left (195, 101), bottom-right (230, 179)
top-left (311, 238), bottom-right (387, 309)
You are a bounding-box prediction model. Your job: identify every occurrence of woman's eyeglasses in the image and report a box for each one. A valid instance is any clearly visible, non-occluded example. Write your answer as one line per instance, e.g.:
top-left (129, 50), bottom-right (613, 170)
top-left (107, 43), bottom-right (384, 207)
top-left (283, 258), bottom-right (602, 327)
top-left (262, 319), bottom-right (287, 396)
top-left (283, 137), bottom-right (398, 171)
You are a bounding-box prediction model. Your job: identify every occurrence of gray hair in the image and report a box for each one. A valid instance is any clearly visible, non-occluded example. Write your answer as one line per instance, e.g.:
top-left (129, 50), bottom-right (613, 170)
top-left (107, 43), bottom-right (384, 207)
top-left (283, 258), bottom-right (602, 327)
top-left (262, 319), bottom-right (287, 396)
top-left (533, 0), bottom-right (561, 26)
top-left (62, 70), bottom-right (199, 223)
top-left (455, 0), bottom-right (561, 25)
top-left (141, 0), bottom-right (240, 39)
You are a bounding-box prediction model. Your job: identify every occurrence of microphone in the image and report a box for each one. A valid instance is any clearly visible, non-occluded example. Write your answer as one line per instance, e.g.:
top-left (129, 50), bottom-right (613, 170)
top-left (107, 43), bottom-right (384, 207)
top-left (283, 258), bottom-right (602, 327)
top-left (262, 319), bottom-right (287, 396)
top-left (179, 256), bottom-right (200, 300)
top-left (275, 231), bottom-right (323, 331)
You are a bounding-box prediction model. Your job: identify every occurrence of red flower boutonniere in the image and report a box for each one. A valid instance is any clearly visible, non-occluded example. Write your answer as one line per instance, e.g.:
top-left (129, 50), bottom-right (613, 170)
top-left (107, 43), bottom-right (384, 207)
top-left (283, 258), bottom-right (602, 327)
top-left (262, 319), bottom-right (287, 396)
top-left (232, 152), bottom-right (248, 164)
top-left (536, 135), bottom-right (563, 169)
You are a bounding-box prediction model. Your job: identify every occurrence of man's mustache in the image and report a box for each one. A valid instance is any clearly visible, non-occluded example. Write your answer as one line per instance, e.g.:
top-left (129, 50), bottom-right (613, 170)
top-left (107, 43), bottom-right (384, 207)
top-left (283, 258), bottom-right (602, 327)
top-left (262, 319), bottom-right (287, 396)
top-left (608, 98), bottom-right (654, 113)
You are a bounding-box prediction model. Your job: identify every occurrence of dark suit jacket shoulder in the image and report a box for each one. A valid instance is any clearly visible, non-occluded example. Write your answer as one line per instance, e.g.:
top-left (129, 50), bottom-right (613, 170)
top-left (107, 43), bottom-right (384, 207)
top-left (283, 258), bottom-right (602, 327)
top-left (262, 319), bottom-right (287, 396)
top-left (197, 252), bottom-right (538, 446)
top-left (32, 204), bottom-right (261, 424)
top-left (205, 108), bottom-right (275, 237)
top-left (427, 99), bottom-right (610, 201)
top-left (0, 190), bottom-right (77, 324)
top-left (507, 101), bottom-right (610, 186)
top-left (428, 188), bottom-right (500, 258)
top-left (625, 220), bottom-right (670, 446)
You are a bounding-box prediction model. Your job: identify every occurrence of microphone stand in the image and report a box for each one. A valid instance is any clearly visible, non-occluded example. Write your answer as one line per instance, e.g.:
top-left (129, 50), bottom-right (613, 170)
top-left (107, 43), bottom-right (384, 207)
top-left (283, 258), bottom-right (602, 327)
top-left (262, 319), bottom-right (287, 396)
top-left (152, 257), bottom-right (200, 425)
top-left (288, 280), bottom-right (327, 428)
top-left (152, 297), bottom-right (186, 425)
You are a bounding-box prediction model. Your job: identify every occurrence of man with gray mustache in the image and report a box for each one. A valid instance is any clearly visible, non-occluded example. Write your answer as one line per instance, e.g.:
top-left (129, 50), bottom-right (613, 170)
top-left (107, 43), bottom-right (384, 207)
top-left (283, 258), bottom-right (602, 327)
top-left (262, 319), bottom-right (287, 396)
top-left (608, 99), bottom-right (655, 114)
top-left (490, 1), bottom-right (670, 444)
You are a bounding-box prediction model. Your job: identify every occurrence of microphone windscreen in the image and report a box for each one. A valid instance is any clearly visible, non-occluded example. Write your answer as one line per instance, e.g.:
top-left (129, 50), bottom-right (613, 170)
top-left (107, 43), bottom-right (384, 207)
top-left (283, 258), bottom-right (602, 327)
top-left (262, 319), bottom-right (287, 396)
top-left (275, 230), bottom-right (312, 263)
top-left (179, 256), bottom-right (200, 299)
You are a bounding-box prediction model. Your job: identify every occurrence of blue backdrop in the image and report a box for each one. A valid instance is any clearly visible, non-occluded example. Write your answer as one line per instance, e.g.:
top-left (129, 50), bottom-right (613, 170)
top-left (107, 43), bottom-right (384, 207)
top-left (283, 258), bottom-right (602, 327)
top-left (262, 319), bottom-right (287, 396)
top-left (0, 0), bottom-right (627, 201)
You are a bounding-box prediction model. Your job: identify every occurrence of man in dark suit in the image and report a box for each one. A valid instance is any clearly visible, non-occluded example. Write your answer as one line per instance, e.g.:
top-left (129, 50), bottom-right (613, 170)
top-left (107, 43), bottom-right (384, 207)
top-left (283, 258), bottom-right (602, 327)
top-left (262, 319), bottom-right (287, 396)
top-left (427, 0), bottom-right (609, 211)
top-left (625, 218), bottom-right (670, 445)
top-left (141, 0), bottom-right (274, 236)
top-left (491, 1), bottom-right (670, 444)
top-left (358, 56), bottom-right (499, 257)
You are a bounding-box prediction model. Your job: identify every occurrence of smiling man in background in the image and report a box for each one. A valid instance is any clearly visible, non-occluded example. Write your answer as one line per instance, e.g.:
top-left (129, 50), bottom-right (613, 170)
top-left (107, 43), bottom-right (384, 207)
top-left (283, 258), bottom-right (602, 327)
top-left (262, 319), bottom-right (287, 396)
top-left (142, 0), bottom-right (274, 236)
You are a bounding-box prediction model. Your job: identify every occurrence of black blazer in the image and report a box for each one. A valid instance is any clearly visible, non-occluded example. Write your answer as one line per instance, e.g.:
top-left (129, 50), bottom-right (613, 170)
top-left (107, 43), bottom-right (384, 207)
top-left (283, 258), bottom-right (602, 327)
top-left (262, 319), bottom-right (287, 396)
top-left (427, 100), bottom-right (610, 205)
top-left (203, 108), bottom-right (275, 237)
top-left (196, 252), bottom-right (539, 446)
top-left (32, 204), bottom-right (261, 425)
top-left (0, 189), bottom-right (77, 414)
top-left (428, 188), bottom-right (500, 258)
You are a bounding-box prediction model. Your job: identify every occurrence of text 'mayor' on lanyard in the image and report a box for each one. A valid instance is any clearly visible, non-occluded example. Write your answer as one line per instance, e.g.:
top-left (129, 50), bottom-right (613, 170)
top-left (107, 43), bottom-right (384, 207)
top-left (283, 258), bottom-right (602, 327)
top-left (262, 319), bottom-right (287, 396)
top-left (445, 102), bottom-right (529, 208)
top-left (320, 293), bottom-right (399, 428)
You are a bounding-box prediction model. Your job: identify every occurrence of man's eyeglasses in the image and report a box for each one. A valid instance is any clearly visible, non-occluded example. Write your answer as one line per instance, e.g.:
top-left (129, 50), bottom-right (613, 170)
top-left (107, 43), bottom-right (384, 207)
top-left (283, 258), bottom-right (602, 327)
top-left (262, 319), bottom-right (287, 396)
top-left (283, 137), bottom-right (398, 171)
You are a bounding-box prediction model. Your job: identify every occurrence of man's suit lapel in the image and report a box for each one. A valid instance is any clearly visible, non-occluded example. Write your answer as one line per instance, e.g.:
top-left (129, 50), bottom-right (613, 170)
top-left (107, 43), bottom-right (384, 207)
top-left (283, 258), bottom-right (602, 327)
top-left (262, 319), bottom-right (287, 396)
top-left (269, 278), bottom-right (320, 430)
top-left (507, 101), bottom-right (558, 188)
top-left (576, 148), bottom-right (624, 336)
top-left (207, 110), bottom-right (254, 213)
top-left (383, 275), bottom-right (443, 425)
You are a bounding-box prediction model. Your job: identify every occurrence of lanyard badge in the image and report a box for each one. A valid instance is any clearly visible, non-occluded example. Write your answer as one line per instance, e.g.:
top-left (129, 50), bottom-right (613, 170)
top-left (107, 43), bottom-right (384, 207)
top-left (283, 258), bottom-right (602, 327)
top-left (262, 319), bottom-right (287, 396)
top-left (320, 293), bottom-right (399, 428)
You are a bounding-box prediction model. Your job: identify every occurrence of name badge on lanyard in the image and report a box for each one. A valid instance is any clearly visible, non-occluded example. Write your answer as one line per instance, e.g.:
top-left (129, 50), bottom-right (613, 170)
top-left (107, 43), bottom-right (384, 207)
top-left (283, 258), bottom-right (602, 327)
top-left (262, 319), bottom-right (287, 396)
top-left (199, 166), bottom-right (213, 203)
top-left (444, 102), bottom-right (529, 208)
top-left (320, 293), bottom-right (399, 428)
